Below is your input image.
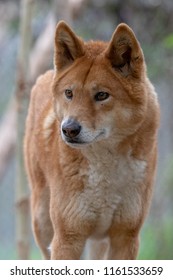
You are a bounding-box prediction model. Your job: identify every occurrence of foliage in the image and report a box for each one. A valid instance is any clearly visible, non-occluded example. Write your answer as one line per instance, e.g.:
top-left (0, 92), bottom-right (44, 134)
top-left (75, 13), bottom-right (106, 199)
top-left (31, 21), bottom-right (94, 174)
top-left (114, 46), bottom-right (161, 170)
top-left (139, 218), bottom-right (173, 260)
top-left (163, 33), bottom-right (173, 49)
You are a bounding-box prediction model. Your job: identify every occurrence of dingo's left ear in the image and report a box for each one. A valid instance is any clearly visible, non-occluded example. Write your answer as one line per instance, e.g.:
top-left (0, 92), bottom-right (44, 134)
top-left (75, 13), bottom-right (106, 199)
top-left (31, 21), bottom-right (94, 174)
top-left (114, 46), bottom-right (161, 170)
top-left (54, 21), bottom-right (85, 71)
top-left (105, 23), bottom-right (145, 77)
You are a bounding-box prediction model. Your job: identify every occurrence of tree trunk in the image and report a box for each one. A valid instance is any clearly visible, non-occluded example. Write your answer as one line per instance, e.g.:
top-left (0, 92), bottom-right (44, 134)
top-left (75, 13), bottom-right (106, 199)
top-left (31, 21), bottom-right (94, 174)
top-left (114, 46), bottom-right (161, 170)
top-left (0, 100), bottom-right (16, 181)
top-left (15, 0), bottom-right (34, 260)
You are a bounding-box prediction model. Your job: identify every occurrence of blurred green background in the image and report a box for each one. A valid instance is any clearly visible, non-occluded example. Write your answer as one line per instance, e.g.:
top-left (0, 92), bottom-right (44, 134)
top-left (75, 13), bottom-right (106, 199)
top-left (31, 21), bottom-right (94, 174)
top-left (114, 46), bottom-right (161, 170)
top-left (0, 0), bottom-right (173, 260)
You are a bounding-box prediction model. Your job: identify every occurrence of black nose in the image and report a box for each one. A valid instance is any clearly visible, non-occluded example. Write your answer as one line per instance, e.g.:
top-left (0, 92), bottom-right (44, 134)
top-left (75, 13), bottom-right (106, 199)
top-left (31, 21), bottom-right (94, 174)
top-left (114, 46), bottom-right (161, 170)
top-left (62, 119), bottom-right (81, 138)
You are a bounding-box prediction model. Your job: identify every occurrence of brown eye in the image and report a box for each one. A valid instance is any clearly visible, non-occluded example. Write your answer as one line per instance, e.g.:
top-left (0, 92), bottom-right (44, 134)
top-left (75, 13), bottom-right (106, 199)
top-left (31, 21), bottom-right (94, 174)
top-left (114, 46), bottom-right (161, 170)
top-left (65, 89), bottom-right (73, 100)
top-left (95, 92), bottom-right (109, 101)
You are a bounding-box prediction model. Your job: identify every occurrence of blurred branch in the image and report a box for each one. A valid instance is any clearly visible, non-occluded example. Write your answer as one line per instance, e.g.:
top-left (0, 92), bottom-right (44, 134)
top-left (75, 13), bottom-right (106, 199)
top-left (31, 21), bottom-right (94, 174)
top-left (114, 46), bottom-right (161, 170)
top-left (29, 14), bottom-right (55, 84)
top-left (15, 0), bottom-right (34, 260)
top-left (0, 15), bottom-right (54, 183)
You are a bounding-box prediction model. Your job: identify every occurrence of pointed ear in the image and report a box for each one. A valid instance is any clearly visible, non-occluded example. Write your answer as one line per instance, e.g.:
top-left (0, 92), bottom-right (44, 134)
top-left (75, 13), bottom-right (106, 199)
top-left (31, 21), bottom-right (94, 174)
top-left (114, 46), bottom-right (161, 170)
top-left (105, 23), bottom-right (145, 77)
top-left (54, 21), bottom-right (85, 71)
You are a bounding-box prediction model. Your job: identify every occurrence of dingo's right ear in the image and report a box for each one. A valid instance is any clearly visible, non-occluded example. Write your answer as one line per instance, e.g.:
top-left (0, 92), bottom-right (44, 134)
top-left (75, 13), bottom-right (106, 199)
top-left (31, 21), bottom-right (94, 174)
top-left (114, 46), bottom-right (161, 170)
top-left (54, 21), bottom-right (85, 71)
top-left (105, 23), bottom-right (145, 78)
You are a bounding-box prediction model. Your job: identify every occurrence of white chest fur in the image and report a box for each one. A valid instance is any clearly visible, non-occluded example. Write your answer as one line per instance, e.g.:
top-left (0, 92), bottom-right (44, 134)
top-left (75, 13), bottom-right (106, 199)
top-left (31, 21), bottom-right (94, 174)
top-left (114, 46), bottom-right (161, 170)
top-left (79, 146), bottom-right (147, 237)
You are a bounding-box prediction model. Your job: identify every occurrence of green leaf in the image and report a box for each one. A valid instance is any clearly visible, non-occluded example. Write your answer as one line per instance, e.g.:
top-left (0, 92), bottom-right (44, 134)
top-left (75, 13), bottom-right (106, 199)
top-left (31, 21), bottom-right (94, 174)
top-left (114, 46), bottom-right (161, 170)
top-left (164, 34), bottom-right (173, 49)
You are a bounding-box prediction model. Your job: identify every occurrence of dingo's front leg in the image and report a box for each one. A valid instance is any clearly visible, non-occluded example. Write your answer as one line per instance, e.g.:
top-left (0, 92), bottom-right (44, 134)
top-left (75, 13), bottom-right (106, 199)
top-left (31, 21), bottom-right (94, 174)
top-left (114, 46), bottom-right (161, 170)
top-left (50, 233), bottom-right (86, 260)
top-left (108, 230), bottom-right (139, 260)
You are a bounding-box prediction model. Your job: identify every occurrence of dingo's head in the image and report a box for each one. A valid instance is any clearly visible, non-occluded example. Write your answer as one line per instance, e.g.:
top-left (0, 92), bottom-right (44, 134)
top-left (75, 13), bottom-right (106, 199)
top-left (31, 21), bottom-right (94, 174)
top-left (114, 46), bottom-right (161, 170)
top-left (52, 21), bottom-right (147, 148)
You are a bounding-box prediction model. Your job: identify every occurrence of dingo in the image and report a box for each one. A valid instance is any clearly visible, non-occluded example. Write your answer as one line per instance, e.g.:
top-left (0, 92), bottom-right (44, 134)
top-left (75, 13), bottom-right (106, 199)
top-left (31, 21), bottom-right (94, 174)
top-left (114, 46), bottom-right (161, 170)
top-left (24, 21), bottom-right (159, 259)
